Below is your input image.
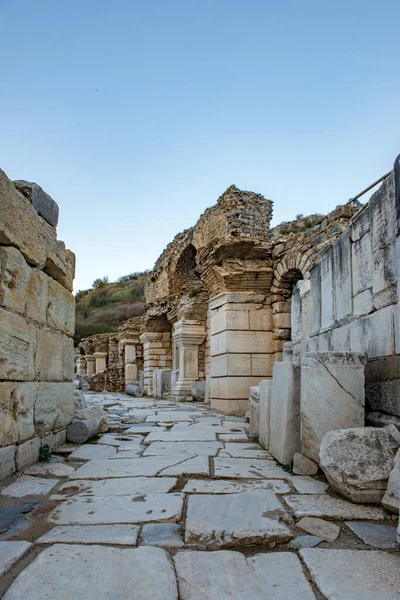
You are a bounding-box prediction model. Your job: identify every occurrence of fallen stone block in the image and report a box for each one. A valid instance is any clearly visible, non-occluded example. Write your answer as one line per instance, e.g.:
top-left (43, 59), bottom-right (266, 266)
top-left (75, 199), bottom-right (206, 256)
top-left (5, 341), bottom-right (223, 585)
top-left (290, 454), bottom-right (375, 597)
top-left (382, 448), bottom-right (400, 514)
top-left (293, 453), bottom-right (318, 476)
top-left (67, 419), bottom-right (98, 444)
top-left (74, 406), bottom-right (109, 432)
top-left (126, 384), bottom-right (144, 397)
top-left (73, 390), bottom-right (87, 410)
top-left (301, 352), bottom-right (366, 463)
top-left (0, 541), bottom-right (32, 578)
top-left (297, 516), bottom-right (340, 542)
top-left (320, 425), bottom-right (400, 503)
top-left (248, 386), bottom-right (260, 435)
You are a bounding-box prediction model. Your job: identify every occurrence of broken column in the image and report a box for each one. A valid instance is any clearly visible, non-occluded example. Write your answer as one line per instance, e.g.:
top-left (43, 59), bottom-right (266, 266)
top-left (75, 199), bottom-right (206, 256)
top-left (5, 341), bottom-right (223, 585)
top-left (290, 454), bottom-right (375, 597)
top-left (268, 344), bottom-right (301, 465)
top-left (300, 352), bottom-right (367, 463)
top-left (76, 356), bottom-right (87, 376)
top-left (249, 386), bottom-right (260, 435)
top-left (171, 320), bottom-right (206, 397)
top-left (93, 351), bottom-right (107, 374)
top-left (85, 355), bottom-right (96, 377)
top-left (258, 379), bottom-right (272, 449)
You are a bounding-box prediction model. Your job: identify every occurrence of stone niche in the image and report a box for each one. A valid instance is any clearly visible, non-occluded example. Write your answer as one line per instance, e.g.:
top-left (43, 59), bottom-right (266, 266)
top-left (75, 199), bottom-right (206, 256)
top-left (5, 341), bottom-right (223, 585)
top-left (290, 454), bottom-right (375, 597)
top-left (0, 168), bottom-right (75, 479)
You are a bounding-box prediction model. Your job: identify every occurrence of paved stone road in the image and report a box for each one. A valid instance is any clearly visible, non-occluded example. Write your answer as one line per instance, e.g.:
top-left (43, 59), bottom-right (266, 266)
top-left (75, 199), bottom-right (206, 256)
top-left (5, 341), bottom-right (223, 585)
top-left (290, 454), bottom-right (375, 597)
top-left (0, 392), bottom-right (399, 599)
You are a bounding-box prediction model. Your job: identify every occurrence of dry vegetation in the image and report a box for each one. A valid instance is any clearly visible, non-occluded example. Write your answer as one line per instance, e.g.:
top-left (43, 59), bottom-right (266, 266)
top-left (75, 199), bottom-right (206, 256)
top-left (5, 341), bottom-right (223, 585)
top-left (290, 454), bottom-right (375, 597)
top-left (74, 271), bottom-right (148, 343)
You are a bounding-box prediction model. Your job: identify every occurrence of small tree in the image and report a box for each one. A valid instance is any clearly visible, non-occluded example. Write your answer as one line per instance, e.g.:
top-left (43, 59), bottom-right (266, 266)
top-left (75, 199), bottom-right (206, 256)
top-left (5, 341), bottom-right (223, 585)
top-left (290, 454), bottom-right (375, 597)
top-left (92, 276), bottom-right (109, 289)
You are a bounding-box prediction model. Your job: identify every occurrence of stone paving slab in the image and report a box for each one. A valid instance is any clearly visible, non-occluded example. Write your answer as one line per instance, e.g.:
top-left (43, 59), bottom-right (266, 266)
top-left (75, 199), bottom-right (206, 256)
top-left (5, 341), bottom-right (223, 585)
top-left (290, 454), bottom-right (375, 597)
top-left (223, 443), bottom-right (273, 459)
top-left (158, 455), bottom-right (209, 477)
top-left (289, 476), bottom-right (329, 494)
top-left (2, 545), bottom-right (178, 600)
top-left (37, 524), bottom-right (139, 545)
top-left (67, 444), bottom-right (118, 461)
top-left (300, 548), bottom-right (400, 599)
top-left (144, 430), bottom-right (218, 443)
top-left (185, 491), bottom-right (293, 548)
top-left (48, 493), bottom-right (184, 525)
top-left (68, 456), bottom-right (194, 479)
top-left (140, 523), bottom-right (184, 548)
top-left (213, 458), bottom-right (289, 479)
top-left (97, 434), bottom-right (144, 447)
top-left (0, 541), bottom-right (32, 577)
top-left (284, 494), bottom-right (388, 520)
top-left (148, 412), bottom-right (198, 422)
top-left (182, 479), bottom-right (291, 494)
top-left (143, 441), bottom-right (223, 456)
top-left (24, 462), bottom-right (76, 477)
top-left (345, 521), bottom-right (399, 548)
top-left (53, 477), bottom-right (177, 498)
top-left (124, 425), bottom-right (166, 434)
top-left (1, 476), bottom-right (59, 497)
top-left (174, 550), bottom-right (315, 599)
top-left (219, 433), bottom-right (250, 442)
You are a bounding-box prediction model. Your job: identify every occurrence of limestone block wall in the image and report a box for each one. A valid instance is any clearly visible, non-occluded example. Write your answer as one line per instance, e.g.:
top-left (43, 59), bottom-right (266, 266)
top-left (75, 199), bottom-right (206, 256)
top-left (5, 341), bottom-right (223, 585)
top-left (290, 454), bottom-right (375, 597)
top-left (140, 332), bottom-right (172, 395)
top-left (291, 158), bottom-right (400, 417)
top-left (0, 169), bottom-right (75, 479)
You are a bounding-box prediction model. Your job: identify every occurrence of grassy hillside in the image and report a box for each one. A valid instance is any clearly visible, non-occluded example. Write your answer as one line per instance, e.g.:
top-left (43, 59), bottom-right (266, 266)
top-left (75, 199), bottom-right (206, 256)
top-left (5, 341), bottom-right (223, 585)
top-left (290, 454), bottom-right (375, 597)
top-left (74, 272), bottom-right (148, 344)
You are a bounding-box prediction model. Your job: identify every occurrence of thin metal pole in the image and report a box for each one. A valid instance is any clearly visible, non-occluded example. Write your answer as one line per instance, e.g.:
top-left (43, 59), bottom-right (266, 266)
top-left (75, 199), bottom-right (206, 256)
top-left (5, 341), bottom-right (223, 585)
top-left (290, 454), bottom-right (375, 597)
top-left (348, 170), bottom-right (392, 203)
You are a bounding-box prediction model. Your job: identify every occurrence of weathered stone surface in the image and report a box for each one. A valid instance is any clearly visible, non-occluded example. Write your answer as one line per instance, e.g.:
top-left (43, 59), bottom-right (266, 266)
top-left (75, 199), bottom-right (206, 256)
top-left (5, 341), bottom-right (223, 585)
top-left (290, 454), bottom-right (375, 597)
top-left (320, 425), bottom-right (400, 503)
top-left (284, 494), bottom-right (387, 520)
top-left (0, 500), bottom-right (39, 534)
top-left (300, 549), bottom-right (400, 600)
top-left (0, 246), bottom-right (31, 314)
top-left (213, 457), bottom-right (289, 479)
top-left (48, 493), bottom-right (184, 525)
top-left (67, 444), bottom-right (118, 461)
top-left (55, 477), bottom-right (176, 498)
top-left (143, 441), bottom-right (222, 456)
top-left (174, 551), bottom-right (315, 600)
top-left (0, 541), bottom-right (32, 577)
top-left (185, 491), bottom-right (292, 548)
top-left (125, 384), bottom-right (144, 397)
top-left (67, 419), bottom-right (98, 444)
top-left (74, 389), bottom-right (87, 410)
top-left (345, 521), bottom-right (399, 548)
top-left (159, 455), bottom-right (209, 477)
top-left (382, 448), bottom-right (400, 514)
top-left (1, 476), bottom-right (59, 497)
top-left (269, 361), bottom-right (301, 465)
top-left (289, 476), bottom-right (329, 495)
top-left (69, 455), bottom-right (205, 479)
top-left (34, 383), bottom-right (75, 436)
top-left (74, 406), bottom-right (109, 433)
top-left (297, 517), bottom-right (340, 541)
top-left (182, 478), bottom-right (291, 494)
top-left (2, 544), bottom-right (178, 600)
top-left (141, 523), bottom-right (184, 548)
top-left (15, 438), bottom-right (41, 470)
top-left (223, 442), bottom-right (272, 459)
top-left (38, 524), bottom-right (139, 545)
top-left (25, 462), bottom-right (76, 477)
top-left (293, 453), bottom-right (318, 476)
top-left (0, 445), bottom-right (16, 480)
top-left (0, 309), bottom-right (34, 381)
top-left (258, 379), bottom-right (272, 448)
top-left (301, 352), bottom-right (366, 463)
top-left (0, 383), bottom-right (19, 446)
top-left (13, 180), bottom-right (59, 227)
top-left (288, 535), bottom-right (323, 549)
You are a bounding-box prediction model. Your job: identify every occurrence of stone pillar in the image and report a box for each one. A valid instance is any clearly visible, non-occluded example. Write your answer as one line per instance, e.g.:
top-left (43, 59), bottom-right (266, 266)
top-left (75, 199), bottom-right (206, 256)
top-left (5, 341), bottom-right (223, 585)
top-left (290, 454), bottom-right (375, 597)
top-left (209, 292), bottom-right (274, 415)
top-left (259, 379), bottom-right (272, 449)
top-left (86, 355), bottom-right (96, 377)
top-left (300, 352), bottom-right (366, 463)
top-left (120, 338), bottom-right (139, 386)
top-left (140, 332), bottom-right (172, 396)
top-left (93, 352), bottom-right (107, 374)
top-left (76, 356), bottom-right (87, 375)
top-left (171, 320), bottom-right (206, 397)
top-left (269, 358), bottom-right (301, 465)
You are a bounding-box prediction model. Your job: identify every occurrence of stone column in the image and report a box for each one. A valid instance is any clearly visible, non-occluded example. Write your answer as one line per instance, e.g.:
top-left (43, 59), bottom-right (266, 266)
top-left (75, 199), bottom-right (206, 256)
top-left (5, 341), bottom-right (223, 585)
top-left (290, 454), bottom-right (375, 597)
top-left (171, 320), bottom-right (206, 397)
top-left (140, 332), bottom-right (172, 396)
top-left (76, 356), bottom-right (87, 375)
top-left (209, 292), bottom-right (274, 415)
top-left (120, 338), bottom-right (139, 386)
top-left (93, 352), bottom-right (107, 374)
top-left (86, 355), bottom-right (96, 377)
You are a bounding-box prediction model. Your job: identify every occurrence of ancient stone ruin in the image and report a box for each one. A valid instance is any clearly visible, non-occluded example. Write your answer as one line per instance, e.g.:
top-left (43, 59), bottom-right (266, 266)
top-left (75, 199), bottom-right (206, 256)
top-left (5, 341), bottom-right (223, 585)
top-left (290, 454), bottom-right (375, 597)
top-left (0, 170), bottom-right (76, 479)
top-left (1, 156), bottom-right (400, 597)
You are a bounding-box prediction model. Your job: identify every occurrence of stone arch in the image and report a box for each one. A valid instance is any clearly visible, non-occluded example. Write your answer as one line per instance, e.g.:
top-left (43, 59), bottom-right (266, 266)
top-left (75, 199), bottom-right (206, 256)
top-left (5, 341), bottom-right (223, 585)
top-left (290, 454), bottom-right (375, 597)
top-left (170, 243), bottom-right (202, 296)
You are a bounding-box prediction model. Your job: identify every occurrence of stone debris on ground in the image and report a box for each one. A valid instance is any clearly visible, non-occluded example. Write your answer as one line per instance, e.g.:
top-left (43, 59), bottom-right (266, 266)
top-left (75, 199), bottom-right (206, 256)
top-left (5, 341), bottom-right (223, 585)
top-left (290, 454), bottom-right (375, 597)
top-left (0, 390), bottom-right (399, 599)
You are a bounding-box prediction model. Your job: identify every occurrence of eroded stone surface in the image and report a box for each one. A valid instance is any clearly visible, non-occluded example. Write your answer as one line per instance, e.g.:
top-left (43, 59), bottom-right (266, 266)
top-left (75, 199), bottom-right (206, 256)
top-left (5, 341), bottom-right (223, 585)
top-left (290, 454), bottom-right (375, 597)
top-left (48, 493), bottom-right (184, 525)
top-left (185, 491), bottom-right (292, 548)
top-left (182, 479), bottom-right (291, 494)
top-left (0, 541), bottom-right (32, 577)
top-left (54, 477), bottom-right (177, 498)
top-left (300, 549), bottom-right (400, 599)
top-left (141, 523), bottom-right (184, 548)
top-left (143, 441), bottom-right (222, 456)
top-left (24, 462), bottom-right (76, 477)
top-left (2, 545), bottom-right (178, 600)
top-left (213, 458), bottom-right (289, 479)
top-left (284, 494), bottom-right (388, 520)
top-left (37, 524), bottom-right (139, 545)
top-left (297, 517), bottom-right (340, 542)
top-left (345, 521), bottom-right (399, 549)
top-left (1, 476), bottom-right (59, 497)
top-left (67, 444), bottom-right (118, 461)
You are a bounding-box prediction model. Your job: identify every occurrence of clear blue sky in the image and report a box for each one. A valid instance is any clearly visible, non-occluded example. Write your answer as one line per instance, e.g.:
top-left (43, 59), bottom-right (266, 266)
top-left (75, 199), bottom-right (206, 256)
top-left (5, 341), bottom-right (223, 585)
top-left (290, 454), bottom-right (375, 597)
top-left (1, 0), bottom-right (399, 292)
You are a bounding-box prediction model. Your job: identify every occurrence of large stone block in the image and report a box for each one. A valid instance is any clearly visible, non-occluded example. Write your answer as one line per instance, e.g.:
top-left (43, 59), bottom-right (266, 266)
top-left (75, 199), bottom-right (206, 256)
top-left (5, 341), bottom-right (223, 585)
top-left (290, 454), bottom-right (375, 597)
top-left (333, 231), bottom-right (352, 322)
top-left (219, 331), bottom-right (273, 354)
top-left (34, 329), bottom-right (63, 381)
top-left (310, 263), bottom-right (321, 335)
top-left (382, 448), bottom-right (400, 514)
top-left (320, 246), bottom-right (335, 331)
top-left (34, 383), bottom-right (75, 435)
top-left (251, 354), bottom-right (274, 376)
top-left (0, 246), bottom-right (31, 314)
top-left (47, 277), bottom-right (75, 336)
top-left (269, 361), bottom-right (301, 465)
top-left (0, 383), bottom-right (19, 447)
top-left (0, 169), bottom-right (75, 291)
top-left (211, 354), bottom-right (251, 377)
top-left (301, 352), bottom-right (366, 463)
top-left (320, 425), bottom-right (400, 503)
top-left (211, 309), bottom-right (249, 334)
top-left (13, 179), bottom-right (59, 227)
top-left (0, 445), bottom-right (16, 480)
top-left (0, 309), bottom-right (35, 381)
top-left (349, 307), bottom-right (394, 358)
top-left (352, 230), bottom-right (373, 295)
top-left (25, 269), bottom-right (49, 324)
top-left (370, 171), bottom-right (397, 251)
top-left (259, 379), bottom-right (272, 448)
top-left (16, 438), bottom-right (41, 470)
top-left (214, 376), bottom-right (267, 399)
top-left (16, 383), bottom-right (39, 443)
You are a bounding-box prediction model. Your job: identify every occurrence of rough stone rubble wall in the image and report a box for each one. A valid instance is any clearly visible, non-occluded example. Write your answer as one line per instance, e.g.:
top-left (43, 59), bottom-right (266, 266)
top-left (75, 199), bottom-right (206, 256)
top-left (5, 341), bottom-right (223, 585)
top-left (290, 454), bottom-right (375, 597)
top-left (289, 160), bottom-right (400, 418)
top-left (0, 169), bottom-right (75, 479)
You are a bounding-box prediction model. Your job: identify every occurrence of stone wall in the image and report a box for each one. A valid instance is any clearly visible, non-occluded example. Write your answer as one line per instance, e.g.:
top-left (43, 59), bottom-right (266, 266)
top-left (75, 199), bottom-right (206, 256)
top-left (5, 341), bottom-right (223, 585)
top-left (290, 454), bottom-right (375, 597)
top-left (290, 159), bottom-right (400, 418)
top-left (0, 169), bottom-right (75, 479)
